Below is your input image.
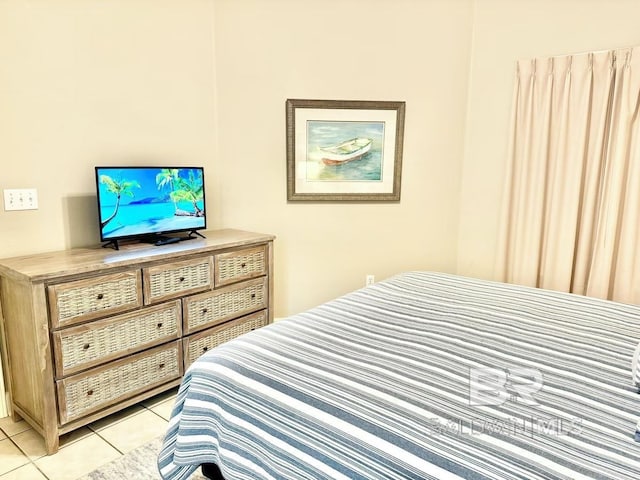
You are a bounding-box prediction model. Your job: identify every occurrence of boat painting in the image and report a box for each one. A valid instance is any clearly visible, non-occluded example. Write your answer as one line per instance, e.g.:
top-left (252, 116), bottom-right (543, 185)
top-left (305, 120), bottom-right (384, 181)
top-left (319, 137), bottom-right (373, 165)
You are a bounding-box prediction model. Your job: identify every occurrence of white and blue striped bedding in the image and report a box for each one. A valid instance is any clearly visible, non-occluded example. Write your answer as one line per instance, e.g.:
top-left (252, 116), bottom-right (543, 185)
top-left (158, 271), bottom-right (640, 479)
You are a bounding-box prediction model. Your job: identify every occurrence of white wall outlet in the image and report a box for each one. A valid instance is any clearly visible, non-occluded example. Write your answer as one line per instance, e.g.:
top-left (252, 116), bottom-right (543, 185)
top-left (366, 274), bottom-right (375, 286)
top-left (3, 188), bottom-right (38, 211)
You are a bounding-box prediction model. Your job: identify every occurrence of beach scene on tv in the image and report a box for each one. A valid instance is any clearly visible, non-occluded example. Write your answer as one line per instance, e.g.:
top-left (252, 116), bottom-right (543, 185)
top-left (98, 167), bottom-right (205, 240)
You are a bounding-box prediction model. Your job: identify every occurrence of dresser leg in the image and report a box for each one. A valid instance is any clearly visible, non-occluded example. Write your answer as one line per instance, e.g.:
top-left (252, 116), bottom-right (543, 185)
top-left (45, 433), bottom-right (59, 455)
top-left (10, 408), bottom-right (22, 422)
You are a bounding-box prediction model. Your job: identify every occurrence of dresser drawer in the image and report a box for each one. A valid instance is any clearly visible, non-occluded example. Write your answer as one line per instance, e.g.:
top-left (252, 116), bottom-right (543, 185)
top-left (183, 310), bottom-right (268, 369)
top-left (143, 256), bottom-right (213, 304)
top-left (48, 271), bottom-right (143, 328)
top-left (57, 341), bottom-right (182, 424)
top-left (214, 245), bottom-right (267, 286)
top-left (52, 300), bottom-right (182, 378)
top-left (183, 277), bottom-right (267, 334)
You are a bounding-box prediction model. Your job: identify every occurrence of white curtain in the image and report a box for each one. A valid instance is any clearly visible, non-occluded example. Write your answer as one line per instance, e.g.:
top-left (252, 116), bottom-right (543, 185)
top-left (496, 46), bottom-right (640, 304)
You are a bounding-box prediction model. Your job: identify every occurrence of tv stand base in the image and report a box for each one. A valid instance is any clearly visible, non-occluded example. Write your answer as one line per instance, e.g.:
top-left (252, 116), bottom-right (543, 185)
top-left (139, 235), bottom-right (181, 246)
top-left (101, 231), bottom-right (205, 250)
top-left (101, 239), bottom-right (120, 250)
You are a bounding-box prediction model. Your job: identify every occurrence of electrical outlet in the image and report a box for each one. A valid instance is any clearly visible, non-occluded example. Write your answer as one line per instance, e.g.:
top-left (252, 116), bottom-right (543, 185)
top-left (366, 274), bottom-right (375, 286)
top-left (3, 189), bottom-right (38, 211)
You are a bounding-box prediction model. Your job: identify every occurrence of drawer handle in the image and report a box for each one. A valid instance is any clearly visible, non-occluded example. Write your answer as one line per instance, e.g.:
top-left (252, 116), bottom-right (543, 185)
top-left (250, 293), bottom-right (256, 299)
top-left (87, 389), bottom-right (94, 396)
top-left (158, 363), bottom-right (165, 369)
top-left (241, 262), bottom-right (247, 268)
top-left (156, 322), bottom-right (163, 328)
top-left (83, 343), bottom-right (91, 350)
top-left (202, 308), bottom-right (208, 315)
top-left (96, 293), bottom-right (104, 300)
top-left (179, 276), bottom-right (185, 282)
top-left (202, 346), bottom-right (209, 353)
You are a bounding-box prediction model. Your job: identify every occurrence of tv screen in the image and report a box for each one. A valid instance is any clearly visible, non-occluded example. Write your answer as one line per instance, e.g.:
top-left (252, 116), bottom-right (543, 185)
top-left (95, 166), bottom-right (206, 246)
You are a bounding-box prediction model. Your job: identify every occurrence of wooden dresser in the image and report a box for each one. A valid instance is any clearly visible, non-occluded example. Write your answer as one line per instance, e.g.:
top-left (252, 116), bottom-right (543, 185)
top-left (0, 229), bottom-right (274, 453)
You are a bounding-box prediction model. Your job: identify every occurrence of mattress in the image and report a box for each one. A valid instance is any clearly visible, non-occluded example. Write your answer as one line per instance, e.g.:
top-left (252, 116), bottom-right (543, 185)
top-left (158, 271), bottom-right (640, 479)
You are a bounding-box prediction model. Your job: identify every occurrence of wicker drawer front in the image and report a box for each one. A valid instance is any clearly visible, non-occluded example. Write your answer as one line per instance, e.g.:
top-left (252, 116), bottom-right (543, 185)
top-left (215, 245), bottom-right (267, 286)
top-left (48, 271), bottom-right (143, 328)
top-left (183, 310), bottom-right (268, 369)
top-left (183, 277), bottom-right (267, 334)
top-left (57, 342), bottom-right (182, 424)
top-left (52, 300), bottom-right (182, 378)
top-left (143, 256), bottom-right (213, 305)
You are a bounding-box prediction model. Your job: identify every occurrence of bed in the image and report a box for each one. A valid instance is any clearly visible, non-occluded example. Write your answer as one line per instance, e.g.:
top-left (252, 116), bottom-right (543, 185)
top-left (158, 271), bottom-right (640, 479)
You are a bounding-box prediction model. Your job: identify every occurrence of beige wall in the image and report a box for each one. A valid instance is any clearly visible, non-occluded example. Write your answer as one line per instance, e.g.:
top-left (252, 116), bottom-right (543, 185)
top-left (10, 0), bottom-right (640, 316)
top-left (0, 0), bottom-right (473, 318)
top-left (212, 0), bottom-right (473, 314)
top-left (0, 0), bottom-right (219, 253)
top-left (458, 0), bottom-right (640, 280)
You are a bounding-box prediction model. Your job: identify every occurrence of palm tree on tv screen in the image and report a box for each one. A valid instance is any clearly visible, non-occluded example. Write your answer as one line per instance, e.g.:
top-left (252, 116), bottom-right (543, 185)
top-left (171, 169), bottom-right (204, 216)
top-left (155, 168), bottom-right (180, 212)
top-left (99, 175), bottom-right (140, 229)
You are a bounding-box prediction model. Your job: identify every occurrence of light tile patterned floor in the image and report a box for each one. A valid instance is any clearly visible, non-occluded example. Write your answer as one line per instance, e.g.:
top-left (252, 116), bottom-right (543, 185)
top-left (0, 388), bottom-right (178, 480)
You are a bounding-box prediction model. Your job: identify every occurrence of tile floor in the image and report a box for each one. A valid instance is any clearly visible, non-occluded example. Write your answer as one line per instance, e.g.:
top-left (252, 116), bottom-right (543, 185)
top-left (0, 387), bottom-right (178, 480)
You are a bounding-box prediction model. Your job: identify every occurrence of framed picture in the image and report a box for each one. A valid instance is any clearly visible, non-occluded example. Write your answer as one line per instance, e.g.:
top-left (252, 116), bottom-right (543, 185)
top-left (286, 99), bottom-right (405, 201)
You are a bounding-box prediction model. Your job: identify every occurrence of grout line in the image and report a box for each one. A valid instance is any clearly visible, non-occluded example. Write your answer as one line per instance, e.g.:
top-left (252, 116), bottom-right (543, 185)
top-left (0, 397), bottom-right (174, 479)
top-left (32, 460), bottom-right (49, 480)
top-left (146, 404), bottom-right (172, 424)
top-left (6, 431), bottom-right (54, 480)
top-left (0, 435), bottom-right (37, 479)
top-left (93, 429), bottom-right (126, 456)
top-left (86, 404), bottom-right (147, 434)
top-left (90, 403), bottom-right (168, 456)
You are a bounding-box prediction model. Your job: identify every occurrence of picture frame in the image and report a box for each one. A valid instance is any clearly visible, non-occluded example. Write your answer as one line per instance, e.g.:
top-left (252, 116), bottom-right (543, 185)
top-left (286, 99), bottom-right (405, 201)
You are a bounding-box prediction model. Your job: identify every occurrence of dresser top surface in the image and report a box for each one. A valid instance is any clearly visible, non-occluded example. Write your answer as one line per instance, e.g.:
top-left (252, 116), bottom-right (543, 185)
top-left (0, 229), bottom-right (274, 283)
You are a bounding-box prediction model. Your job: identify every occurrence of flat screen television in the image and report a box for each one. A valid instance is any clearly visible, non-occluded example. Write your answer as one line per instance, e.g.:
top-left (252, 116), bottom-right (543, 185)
top-left (95, 166), bottom-right (206, 249)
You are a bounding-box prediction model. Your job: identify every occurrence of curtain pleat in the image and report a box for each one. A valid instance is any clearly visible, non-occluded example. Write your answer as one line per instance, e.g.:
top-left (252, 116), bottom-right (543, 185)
top-left (571, 52), bottom-right (615, 297)
top-left (497, 46), bottom-right (640, 305)
top-left (605, 49), bottom-right (640, 303)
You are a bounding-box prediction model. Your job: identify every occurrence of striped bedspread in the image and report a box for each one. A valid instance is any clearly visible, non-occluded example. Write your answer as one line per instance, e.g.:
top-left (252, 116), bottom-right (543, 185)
top-left (158, 272), bottom-right (640, 479)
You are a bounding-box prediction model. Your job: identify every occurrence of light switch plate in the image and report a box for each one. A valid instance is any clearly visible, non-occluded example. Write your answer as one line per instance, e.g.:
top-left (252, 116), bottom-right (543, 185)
top-left (3, 188), bottom-right (38, 211)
